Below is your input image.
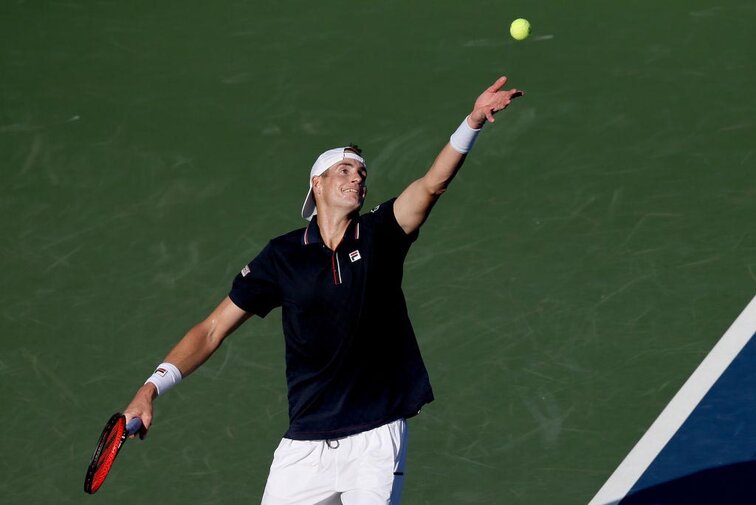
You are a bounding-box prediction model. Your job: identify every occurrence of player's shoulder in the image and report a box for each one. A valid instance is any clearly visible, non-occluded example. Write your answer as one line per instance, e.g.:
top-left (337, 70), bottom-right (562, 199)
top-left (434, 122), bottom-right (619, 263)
top-left (361, 197), bottom-right (419, 244)
top-left (268, 227), bottom-right (307, 249)
top-left (361, 197), bottom-right (398, 222)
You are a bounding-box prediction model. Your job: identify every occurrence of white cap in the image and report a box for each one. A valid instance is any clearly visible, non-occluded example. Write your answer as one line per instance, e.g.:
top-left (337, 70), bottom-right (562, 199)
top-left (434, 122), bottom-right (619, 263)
top-left (301, 147), bottom-right (366, 221)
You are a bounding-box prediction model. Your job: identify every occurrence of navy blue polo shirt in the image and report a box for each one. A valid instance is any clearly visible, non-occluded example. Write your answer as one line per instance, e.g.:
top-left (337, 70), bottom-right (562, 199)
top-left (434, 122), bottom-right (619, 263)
top-left (229, 198), bottom-right (434, 440)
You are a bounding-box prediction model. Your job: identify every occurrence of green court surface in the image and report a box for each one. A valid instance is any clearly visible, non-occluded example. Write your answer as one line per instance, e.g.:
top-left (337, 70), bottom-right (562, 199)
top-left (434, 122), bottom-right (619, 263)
top-left (1, 1), bottom-right (754, 503)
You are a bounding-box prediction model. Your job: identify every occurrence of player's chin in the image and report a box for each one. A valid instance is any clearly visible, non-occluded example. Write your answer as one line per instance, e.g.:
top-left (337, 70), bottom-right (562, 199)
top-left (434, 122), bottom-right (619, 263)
top-left (340, 193), bottom-right (364, 207)
top-left (344, 199), bottom-right (364, 215)
top-left (350, 200), bottom-right (365, 213)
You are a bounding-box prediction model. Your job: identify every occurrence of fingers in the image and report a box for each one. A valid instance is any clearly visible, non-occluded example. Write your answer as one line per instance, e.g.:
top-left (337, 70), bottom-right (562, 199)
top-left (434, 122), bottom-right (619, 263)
top-left (487, 76), bottom-right (508, 93)
top-left (124, 412), bottom-right (149, 439)
top-left (496, 89), bottom-right (525, 108)
top-left (124, 409), bottom-right (151, 427)
top-left (484, 89), bottom-right (526, 123)
top-left (472, 79), bottom-right (525, 124)
top-left (138, 424), bottom-right (149, 440)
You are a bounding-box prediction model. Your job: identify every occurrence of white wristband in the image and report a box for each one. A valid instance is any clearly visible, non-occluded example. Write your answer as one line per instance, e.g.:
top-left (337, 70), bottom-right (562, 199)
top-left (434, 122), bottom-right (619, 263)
top-left (145, 362), bottom-right (182, 396)
top-left (449, 116), bottom-right (482, 154)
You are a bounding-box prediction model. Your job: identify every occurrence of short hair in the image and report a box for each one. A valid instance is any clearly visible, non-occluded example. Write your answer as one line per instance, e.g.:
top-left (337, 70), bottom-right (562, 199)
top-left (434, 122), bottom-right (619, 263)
top-left (344, 143), bottom-right (362, 156)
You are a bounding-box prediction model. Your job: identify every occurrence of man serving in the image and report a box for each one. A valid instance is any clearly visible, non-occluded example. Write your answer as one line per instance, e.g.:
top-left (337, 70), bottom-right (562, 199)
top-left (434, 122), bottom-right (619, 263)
top-left (123, 76), bottom-right (524, 504)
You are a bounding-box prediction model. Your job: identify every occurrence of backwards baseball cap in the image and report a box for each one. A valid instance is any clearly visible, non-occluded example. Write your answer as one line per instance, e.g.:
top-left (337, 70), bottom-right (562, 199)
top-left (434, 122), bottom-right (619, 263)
top-left (300, 147), bottom-right (366, 221)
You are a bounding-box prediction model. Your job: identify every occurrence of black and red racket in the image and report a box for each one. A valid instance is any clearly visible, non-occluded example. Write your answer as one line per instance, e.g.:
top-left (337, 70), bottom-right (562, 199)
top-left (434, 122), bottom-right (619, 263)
top-left (84, 413), bottom-right (142, 494)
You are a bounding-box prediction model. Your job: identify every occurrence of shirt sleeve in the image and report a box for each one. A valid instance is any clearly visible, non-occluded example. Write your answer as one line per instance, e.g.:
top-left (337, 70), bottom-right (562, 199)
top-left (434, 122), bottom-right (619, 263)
top-left (367, 197), bottom-right (420, 246)
top-left (228, 242), bottom-right (282, 317)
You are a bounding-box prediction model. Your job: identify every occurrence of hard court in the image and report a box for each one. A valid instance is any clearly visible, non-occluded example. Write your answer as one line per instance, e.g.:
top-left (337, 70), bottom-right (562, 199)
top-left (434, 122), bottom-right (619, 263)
top-left (1, 1), bottom-right (754, 504)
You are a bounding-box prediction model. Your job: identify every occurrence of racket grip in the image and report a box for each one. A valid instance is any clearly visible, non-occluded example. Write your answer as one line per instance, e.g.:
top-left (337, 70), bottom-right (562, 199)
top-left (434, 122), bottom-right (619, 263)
top-left (125, 417), bottom-right (143, 435)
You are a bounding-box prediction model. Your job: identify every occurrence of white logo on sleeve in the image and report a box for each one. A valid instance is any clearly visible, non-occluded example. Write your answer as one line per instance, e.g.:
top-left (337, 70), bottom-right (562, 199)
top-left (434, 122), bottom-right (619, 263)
top-left (241, 265), bottom-right (251, 277)
top-left (349, 250), bottom-right (362, 262)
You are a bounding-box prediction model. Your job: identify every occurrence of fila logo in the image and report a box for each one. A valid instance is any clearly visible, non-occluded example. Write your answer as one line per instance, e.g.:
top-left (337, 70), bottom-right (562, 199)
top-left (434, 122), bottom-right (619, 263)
top-left (241, 265), bottom-right (251, 277)
top-left (349, 250), bottom-right (362, 262)
top-left (155, 367), bottom-right (167, 377)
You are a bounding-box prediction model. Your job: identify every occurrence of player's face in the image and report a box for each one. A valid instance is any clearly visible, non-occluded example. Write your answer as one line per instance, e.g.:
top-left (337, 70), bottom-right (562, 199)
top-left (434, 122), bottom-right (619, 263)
top-left (314, 159), bottom-right (367, 214)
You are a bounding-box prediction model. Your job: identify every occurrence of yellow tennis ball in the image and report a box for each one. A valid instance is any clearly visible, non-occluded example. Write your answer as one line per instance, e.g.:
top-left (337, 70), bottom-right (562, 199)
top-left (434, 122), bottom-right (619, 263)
top-left (510, 18), bottom-right (531, 41)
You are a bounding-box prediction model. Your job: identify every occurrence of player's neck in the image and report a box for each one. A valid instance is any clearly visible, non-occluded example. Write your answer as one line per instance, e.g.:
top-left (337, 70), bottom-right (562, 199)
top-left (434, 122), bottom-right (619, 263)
top-left (315, 209), bottom-right (356, 250)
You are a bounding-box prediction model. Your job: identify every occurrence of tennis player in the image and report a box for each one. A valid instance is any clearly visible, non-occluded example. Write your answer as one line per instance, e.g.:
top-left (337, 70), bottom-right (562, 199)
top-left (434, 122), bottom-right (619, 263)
top-left (123, 76), bottom-right (523, 504)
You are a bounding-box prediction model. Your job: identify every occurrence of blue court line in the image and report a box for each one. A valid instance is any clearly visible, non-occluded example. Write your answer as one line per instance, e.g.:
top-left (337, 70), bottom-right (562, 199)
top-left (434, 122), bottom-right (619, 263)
top-left (589, 294), bottom-right (756, 505)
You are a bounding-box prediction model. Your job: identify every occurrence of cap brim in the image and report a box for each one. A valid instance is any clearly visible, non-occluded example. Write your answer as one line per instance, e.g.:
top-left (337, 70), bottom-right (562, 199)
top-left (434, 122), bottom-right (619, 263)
top-left (301, 188), bottom-right (316, 221)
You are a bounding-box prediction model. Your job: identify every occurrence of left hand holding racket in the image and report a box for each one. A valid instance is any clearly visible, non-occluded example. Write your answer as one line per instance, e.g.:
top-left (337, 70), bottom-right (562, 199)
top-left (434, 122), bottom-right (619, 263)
top-left (122, 382), bottom-right (158, 440)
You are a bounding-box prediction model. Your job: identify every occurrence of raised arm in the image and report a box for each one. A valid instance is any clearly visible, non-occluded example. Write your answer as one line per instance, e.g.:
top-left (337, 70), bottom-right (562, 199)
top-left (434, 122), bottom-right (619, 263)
top-left (123, 296), bottom-right (251, 435)
top-left (394, 76), bottom-right (524, 234)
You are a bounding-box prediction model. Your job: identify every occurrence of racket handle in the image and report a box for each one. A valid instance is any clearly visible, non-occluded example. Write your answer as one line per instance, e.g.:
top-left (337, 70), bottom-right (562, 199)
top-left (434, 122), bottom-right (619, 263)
top-left (125, 417), bottom-right (142, 436)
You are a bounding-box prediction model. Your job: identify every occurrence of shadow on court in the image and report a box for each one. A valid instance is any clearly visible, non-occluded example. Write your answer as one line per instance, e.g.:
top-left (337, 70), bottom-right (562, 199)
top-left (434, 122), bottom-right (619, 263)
top-left (608, 460), bottom-right (756, 505)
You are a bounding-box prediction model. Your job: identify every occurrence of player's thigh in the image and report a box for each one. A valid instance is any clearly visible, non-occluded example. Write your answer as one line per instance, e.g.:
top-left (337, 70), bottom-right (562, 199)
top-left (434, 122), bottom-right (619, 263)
top-left (340, 489), bottom-right (387, 505)
top-left (261, 439), bottom-right (338, 505)
top-left (343, 419), bottom-right (409, 504)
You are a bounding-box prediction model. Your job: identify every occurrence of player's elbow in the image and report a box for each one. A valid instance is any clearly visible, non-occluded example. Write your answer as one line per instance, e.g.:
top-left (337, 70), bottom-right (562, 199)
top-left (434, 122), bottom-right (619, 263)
top-left (419, 176), bottom-right (449, 199)
top-left (205, 319), bottom-right (227, 349)
top-left (192, 318), bottom-right (225, 353)
top-left (430, 185), bottom-right (448, 198)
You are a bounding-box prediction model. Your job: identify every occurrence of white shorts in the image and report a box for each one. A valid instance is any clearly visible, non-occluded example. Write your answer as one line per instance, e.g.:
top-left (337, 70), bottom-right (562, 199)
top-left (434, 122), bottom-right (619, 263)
top-left (261, 419), bottom-right (408, 505)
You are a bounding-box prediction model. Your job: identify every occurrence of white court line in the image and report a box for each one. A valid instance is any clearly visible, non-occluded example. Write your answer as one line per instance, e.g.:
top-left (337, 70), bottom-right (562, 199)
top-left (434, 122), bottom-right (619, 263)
top-left (589, 294), bottom-right (756, 505)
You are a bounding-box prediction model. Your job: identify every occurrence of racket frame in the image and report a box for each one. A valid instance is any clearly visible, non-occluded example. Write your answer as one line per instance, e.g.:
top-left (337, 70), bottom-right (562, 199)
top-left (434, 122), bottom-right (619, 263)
top-left (83, 412), bottom-right (141, 494)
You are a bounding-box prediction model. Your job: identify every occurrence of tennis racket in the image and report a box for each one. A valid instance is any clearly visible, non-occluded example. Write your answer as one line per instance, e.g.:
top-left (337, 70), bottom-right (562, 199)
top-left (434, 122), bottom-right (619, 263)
top-left (83, 412), bottom-right (142, 494)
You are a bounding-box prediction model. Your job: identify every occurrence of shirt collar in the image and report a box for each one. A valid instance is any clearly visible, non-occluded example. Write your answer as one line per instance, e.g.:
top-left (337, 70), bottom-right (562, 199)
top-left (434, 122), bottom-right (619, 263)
top-left (303, 217), bottom-right (360, 246)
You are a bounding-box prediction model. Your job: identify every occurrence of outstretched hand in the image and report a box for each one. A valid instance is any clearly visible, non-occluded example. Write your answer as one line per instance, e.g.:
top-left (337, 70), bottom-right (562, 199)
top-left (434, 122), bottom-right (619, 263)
top-left (469, 76), bottom-right (524, 128)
